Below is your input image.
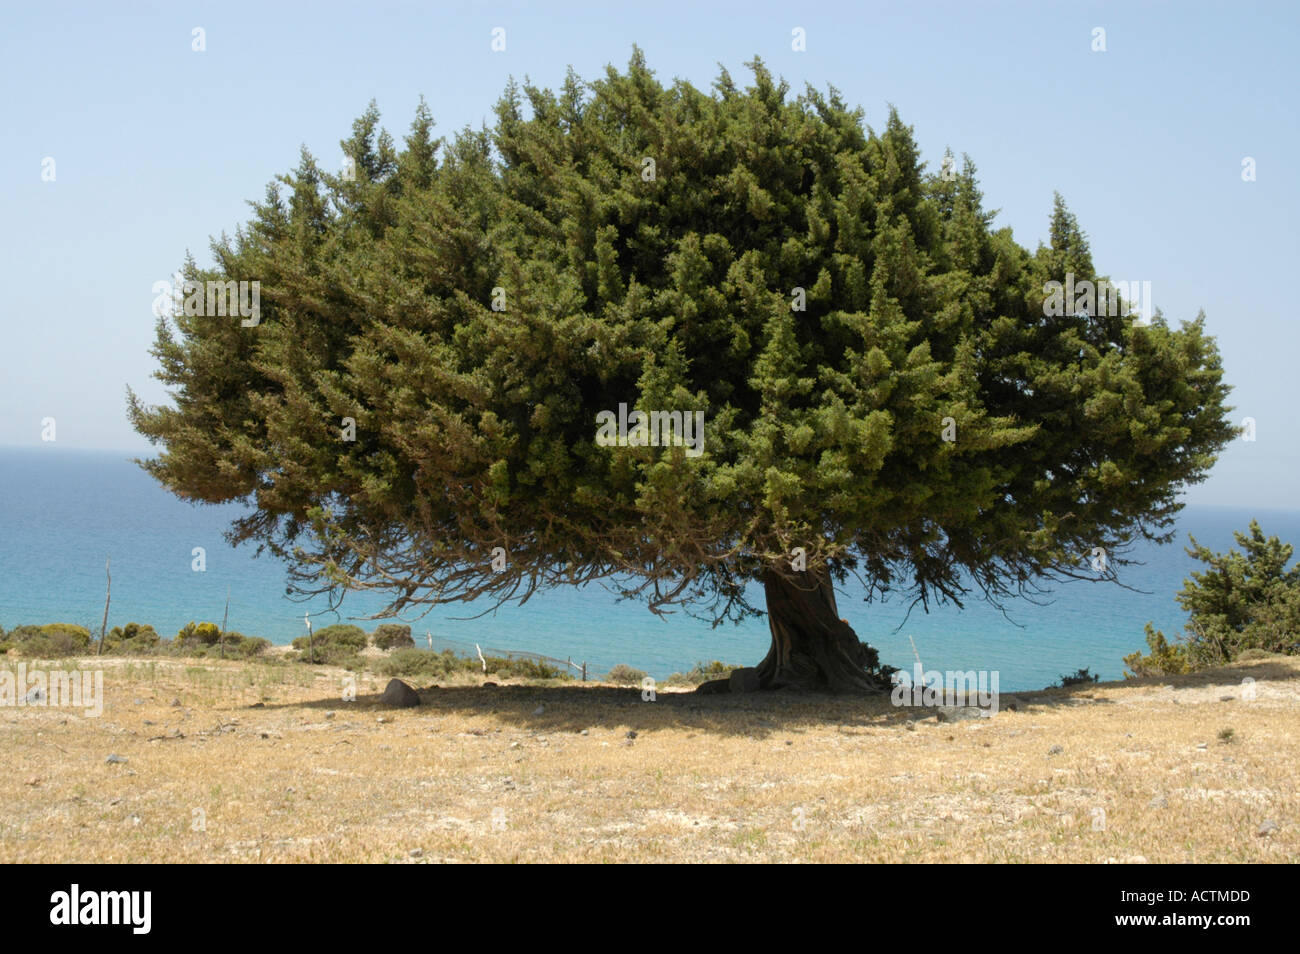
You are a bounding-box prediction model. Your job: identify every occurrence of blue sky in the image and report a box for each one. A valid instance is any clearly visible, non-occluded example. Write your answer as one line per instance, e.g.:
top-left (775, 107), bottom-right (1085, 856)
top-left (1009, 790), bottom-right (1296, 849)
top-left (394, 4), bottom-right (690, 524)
top-left (2, 0), bottom-right (1295, 507)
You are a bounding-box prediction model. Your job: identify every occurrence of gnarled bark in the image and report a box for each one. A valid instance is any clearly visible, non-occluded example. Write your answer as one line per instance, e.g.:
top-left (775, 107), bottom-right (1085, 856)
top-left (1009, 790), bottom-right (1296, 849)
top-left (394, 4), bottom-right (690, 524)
top-left (699, 567), bottom-right (887, 694)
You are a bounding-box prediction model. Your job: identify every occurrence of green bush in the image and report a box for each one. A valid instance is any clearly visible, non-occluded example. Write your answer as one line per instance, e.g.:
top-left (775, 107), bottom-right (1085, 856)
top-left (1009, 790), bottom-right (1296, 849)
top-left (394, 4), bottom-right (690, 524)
top-left (606, 663), bottom-right (648, 686)
top-left (1126, 522), bottom-right (1300, 676)
top-left (5, 623), bottom-right (93, 657)
top-left (175, 621), bottom-right (222, 647)
top-left (104, 622), bottom-right (161, 654)
top-left (1057, 668), bottom-right (1100, 688)
top-left (233, 636), bottom-right (270, 657)
top-left (292, 624), bottom-right (368, 664)
top-left (371, 623), bottom-right (415, 650)
top-left (483, 655), bottom-right (570, 680)
top-left (373, 648), bottom-right (471, 679)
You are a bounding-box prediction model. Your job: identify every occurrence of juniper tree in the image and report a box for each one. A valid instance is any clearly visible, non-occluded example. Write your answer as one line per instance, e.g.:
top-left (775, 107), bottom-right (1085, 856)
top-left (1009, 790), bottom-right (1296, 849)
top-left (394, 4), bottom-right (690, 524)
top-left (129, 51), bottom-right (1237, 693)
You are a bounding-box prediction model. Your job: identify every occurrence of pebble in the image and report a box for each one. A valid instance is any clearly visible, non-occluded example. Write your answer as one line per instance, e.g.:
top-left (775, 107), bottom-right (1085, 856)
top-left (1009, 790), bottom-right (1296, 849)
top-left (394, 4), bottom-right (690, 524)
top-left (1047, 745), bottom-right (1063, 756)
top-left (533, 705), bottom-right (545, 715)
top-left (106, 754), bottom-right (128, 764)
top-left (409, 848), bottom-right (423, 858)
top-left (1149, 795), bottom-right (1168, 808)
top-left (626, 730), bottom-right (638, 739)
top-left (1257, 820), bottom-right (1279, 837)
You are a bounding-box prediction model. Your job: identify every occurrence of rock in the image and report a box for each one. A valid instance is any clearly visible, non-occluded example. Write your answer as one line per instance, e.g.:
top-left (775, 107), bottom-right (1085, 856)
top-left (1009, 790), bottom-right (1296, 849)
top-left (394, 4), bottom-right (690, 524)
top-left (532, 705), bottom-right (545, 715)
top-left (482, 681), bottom-right (498, 688)
top-left (133, 698), bottom-right (144, 705)
top-left (325, 711), bottom-right (335, 719)
top-left (936, 706), bottom-right (985, 723)
top-left (249, 702), bottom-right (265, 708)
top-left (1149, 795), bottom-right (1168, 808)
top-left (694, 678), bottom-right (730, 695)
top-left (626, 730), bottom-right (638, 739)
top-left (579, 729), bottom-right (589, 736)
top-left (1257, 820), bottom-right (1279, 837)
top-left (729, 667), bottom-right (761, 693)
top-left (379, 678), bottom-right (420, 708)
top-left (170, 698), bottom-right (182, 707)
top-left (1047, 745), bottom-right (1064, 756)
top-left (106, 754), bottom-right (128, 764)
top-left (409, 848), bottom-right (423, 858)
top-left (1220, 695), bottom-right (1234, 702)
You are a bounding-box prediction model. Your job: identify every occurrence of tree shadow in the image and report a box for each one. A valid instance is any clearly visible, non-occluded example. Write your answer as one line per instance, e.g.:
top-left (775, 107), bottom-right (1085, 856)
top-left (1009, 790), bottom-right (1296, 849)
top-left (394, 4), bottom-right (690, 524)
top-left (243, 658), bottom-right (1300, 739)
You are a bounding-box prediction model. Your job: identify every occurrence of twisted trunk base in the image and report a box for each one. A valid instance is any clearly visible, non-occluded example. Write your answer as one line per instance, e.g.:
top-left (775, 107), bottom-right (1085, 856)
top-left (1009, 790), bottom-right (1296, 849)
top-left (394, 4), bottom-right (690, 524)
top-left (698, 568), bottom-right (886, 695)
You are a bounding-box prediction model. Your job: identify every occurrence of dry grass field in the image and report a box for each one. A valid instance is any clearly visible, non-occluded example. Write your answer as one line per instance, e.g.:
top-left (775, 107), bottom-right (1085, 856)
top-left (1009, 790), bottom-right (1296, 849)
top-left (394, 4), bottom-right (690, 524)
top-left (2, 654), bottom-right (1297, 863)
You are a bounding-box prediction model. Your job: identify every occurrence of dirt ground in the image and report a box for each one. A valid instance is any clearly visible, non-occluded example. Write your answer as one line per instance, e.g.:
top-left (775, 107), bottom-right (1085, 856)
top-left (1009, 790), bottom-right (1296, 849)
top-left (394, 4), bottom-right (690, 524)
top-left (2, 655), bottom-right (1296, 862)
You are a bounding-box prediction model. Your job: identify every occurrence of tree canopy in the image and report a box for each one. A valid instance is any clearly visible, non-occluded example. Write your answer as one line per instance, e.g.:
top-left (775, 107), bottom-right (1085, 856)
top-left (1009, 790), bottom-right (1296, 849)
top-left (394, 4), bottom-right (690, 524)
top-left (129, 51), bottom-right (1237, 690)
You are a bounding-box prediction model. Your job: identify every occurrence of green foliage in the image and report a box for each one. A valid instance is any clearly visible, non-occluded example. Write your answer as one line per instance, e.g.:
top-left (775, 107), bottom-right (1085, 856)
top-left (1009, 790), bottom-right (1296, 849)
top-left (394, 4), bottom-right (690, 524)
top-left (483, 656), bottom-right (570, 680)
top-left (1057, 667), bottom-right (1100, 688)
top-left (373, 648), bottom-right (466, 678)
top-left (128, 52), bottom-right (1237, 665)
top-left (606, 663), bottom-right (648, 686)
top-left (231, 635), bottom-right (270, 657)
top-left (1124, 522), bottom-right (1300, 676)
top-left (175, 621), bottom-right (222, 647)
top-left (370, 623), bottom-right (415, 649)
top-left (292, 623), bottom-right (368, 664)
top-left (4, 623), bottom-right (92, 657)
top-left (104, 622), bottom-right (161, 653)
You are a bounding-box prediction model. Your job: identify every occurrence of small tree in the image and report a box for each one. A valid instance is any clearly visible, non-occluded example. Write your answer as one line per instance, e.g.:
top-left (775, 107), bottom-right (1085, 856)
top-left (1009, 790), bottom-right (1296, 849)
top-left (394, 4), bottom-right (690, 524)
top-left (1125, 521), bottom-right (1300, 674)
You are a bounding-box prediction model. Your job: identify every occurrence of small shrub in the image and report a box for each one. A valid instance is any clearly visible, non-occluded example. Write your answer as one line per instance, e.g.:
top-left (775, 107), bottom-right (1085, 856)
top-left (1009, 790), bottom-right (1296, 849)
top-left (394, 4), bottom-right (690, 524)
top-left (104, 622), bottom-right (162, 655)
top-left (483, 655), bottom-right (570, 680)
top-left (292, 623), bottom-right (368, 663)
top-left (175, 621), bottom-right (222, 648)
top-left (373, 648), bottom-right (468, 679)
top-left (606, 663), bottom-right (648, 686)
top-left (663, 660), bottom-right (739, 687)
top-left (1123, 625), bottom-right (1193, 677)
top-left (371, 623), bottom-right (415, 650)
top-left (233, 636), bottom-right (269, 658)
top-left (1058, 668), bottom-right (1100, 688)
top-left (7, 623), bottom-right (92, 657)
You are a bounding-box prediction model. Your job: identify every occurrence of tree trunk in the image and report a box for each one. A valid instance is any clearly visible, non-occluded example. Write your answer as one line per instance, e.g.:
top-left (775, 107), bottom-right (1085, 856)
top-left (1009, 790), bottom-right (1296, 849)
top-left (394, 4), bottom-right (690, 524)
top-left (699, 567), bottom-right (885, 694)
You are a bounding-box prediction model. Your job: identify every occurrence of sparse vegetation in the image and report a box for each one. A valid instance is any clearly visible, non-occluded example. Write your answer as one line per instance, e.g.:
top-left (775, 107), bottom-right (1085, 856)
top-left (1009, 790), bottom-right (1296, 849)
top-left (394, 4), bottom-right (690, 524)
top-left (606, 663), bottom-right (648, 686)
top-left (663, 660), bottom-right (740, 688)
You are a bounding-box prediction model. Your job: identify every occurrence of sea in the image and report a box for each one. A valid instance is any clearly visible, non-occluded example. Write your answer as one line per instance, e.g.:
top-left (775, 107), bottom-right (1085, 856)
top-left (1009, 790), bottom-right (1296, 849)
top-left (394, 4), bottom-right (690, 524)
top-left (1, 446), bottom-right (1295, 692)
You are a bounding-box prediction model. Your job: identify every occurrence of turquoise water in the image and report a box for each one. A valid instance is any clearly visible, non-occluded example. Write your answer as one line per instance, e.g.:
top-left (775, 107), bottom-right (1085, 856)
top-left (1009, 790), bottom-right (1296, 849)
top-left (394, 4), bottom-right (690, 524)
top-left (1, 446), bottom-right (1295, 691)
